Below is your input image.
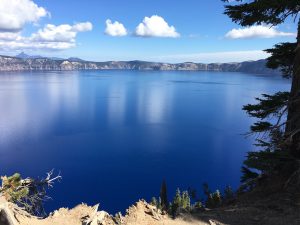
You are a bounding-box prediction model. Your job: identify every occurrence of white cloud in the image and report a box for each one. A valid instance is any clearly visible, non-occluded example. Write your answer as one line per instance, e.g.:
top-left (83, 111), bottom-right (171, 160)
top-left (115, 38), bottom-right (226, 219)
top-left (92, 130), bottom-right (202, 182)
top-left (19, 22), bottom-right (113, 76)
top-left (0, 22), bottom-right (93, 51)
top-left (151, 50), bottom-right (270, 63)
top-left (31, 24), bottom-right (77, 42)
top-left (135, 15), bottom-right (180, 38)
top-left (73, 22), bottom-right (93, 32)
top-left (104, 19), bottom-right (127, 37)
top-left (225, 25), bottom-right (296, 39)
top-left (0, 0), bottom-right (92, 52)
top-left (31, 22), bottom-right (92, 42)
top-left (0, 32), bottom-right (22, 41)
top-left (0, 39), bottom-right (75, 51)
top-left (0, 0), bottom-right (48, 32)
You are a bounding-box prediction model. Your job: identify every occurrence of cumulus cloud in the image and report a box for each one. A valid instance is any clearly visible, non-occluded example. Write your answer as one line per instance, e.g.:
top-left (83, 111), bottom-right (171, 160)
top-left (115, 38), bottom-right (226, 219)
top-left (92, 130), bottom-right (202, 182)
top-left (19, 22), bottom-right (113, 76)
top-left (104, 19), bottom-right (127, 37)
top-left (0, 0), bottom-right (92, 51)
top-left (73, 22), bottom-right (93, 32)
top-left (0, 22), bottom-right (93, 51)
top-left (135, 15), bottom-right (180, 38)
top-left (31, 22), bottom-right (93, 42)
top-left (0, 0), bottom-right (48, 32)
top-left (225, 25), bottom-right (296, 39)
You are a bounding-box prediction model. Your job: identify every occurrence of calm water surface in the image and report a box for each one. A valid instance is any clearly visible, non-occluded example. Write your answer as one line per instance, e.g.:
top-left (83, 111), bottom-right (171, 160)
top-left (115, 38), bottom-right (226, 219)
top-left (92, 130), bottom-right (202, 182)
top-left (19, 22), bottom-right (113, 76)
top-left (0, 70), bottom-right (290, 213)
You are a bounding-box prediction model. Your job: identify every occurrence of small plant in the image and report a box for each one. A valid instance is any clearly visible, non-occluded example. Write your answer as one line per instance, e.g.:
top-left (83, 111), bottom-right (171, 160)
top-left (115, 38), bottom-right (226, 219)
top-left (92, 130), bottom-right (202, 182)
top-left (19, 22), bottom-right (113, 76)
top-left (1, 173), bottom-right (29, 203)
top-left (194, 201), bottom-right (202, 209)
top-left (150, 197), bottom-right (158, 207)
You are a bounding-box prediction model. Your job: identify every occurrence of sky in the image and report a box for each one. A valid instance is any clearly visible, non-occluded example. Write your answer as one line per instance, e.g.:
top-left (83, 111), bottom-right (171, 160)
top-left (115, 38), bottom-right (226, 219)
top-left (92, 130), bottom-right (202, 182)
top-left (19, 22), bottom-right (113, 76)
top-left (0, 0), bottom-right (298, 63)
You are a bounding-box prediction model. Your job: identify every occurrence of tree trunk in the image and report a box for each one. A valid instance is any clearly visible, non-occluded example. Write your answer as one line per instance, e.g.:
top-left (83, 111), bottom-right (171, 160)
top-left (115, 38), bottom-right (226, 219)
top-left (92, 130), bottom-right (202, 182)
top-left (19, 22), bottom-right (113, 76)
top-left (286, 19), bottom-right (300, 158)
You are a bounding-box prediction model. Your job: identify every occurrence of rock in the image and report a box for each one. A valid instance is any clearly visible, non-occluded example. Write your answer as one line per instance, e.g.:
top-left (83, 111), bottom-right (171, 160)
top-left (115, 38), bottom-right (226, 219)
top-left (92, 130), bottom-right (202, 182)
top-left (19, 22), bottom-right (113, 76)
top-left (88, 211), bottom-right (110, 225)
top-left (209, 220), bottom-right (216, 225)
top-left (0, 198), bottom-right (18, 225)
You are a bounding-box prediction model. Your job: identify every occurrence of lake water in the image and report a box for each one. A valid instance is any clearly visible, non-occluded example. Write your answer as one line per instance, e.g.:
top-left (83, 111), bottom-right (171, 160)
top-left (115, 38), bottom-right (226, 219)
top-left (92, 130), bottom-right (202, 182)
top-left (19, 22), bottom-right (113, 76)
top-left (0, 70), bottom-right (290, 213)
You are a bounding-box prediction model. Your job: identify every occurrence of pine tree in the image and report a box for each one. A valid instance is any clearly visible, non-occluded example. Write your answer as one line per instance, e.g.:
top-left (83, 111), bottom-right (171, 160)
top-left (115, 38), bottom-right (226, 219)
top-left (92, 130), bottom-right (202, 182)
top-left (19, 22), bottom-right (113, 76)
top-left (223, 0), bottom-right (300, 184)
top-left (170, 188), bottom-right (182, 217)
top-left (160, 180), bottom-right (169, 211)
top-left (181, 191), bottom-right (191, 210)
top-left (174, 188), bottom-right (182, 206)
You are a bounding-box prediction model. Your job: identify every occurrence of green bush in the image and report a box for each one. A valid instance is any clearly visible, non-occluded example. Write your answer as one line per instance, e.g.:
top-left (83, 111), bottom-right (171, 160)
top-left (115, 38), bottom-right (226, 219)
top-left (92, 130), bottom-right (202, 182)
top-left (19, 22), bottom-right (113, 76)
top-left (0, 171), bottom-right (61, 216)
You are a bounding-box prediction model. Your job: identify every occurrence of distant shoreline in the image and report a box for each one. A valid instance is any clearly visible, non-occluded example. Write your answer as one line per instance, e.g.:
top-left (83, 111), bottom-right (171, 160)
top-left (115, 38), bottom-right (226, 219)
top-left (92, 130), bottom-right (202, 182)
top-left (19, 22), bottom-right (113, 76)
top-left (0, 55), bottom-right (279, 75)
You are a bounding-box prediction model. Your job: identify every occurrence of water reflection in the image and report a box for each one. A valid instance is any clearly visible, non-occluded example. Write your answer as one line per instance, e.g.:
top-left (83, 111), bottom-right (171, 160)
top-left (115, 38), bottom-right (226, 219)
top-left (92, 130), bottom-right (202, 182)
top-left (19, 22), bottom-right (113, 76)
top-left (137, 84), bottom-right (172, 124)
top-left (0, 70), bottom-right (290, 213)
top-left (0, 73), bottom-right (80, 147)
top-left (107, 84), bottom-right (126, 125)
top-left (0, 75), bottom-right (29, 146)
top-left (47, 74), bottom-right (80, 116)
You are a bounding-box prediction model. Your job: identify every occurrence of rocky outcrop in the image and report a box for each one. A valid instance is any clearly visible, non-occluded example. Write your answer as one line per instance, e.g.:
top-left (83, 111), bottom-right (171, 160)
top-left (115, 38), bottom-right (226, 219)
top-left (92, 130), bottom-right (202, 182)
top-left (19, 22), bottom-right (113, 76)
top-left (0, 198), bottom-right (207, 225)
top-left (1, 196), bottom-right (300, 225)
top-left (0, 55), bottom-right (279, 75)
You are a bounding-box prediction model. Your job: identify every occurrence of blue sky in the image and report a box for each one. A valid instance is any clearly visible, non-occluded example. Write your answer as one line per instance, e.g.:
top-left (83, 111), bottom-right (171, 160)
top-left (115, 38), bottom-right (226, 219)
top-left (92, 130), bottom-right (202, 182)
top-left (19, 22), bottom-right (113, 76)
top-left (0, 0), bottom-right (297, 63)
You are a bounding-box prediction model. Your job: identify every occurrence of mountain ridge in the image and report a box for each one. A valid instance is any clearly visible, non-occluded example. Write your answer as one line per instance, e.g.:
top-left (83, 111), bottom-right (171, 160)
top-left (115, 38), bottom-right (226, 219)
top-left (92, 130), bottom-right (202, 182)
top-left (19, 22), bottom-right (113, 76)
top-left (0, 54), bottom-right (279, 74)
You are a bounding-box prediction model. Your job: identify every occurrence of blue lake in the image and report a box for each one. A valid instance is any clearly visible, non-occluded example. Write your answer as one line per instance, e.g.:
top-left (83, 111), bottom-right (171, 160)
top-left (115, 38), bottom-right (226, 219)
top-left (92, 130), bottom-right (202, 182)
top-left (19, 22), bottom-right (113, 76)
top-left (0, 70), bottom-right (290, 213)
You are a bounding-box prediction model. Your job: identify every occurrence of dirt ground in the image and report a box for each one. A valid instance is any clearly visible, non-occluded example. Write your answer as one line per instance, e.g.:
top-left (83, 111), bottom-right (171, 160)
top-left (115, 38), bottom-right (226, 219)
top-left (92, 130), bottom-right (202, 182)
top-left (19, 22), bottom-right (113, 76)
top-left (1, 193), bottom-right (300, 225)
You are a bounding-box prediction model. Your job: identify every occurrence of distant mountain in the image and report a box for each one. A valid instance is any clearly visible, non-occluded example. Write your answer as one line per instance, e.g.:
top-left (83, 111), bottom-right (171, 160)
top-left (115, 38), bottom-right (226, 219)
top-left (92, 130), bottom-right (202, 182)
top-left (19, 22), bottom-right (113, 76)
top-left (15, 52), bottom-right (78, 61)
top-left (15, 52), bottom-right (43, 59)
top-left (0, 54), bottom-right (279, 75)
top-left (67, 57), bottom-right (85, 62)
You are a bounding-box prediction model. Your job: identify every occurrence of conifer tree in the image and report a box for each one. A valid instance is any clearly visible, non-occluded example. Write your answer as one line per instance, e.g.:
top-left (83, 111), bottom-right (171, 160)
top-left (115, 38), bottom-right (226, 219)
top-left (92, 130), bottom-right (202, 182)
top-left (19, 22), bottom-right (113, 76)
top-left (223, 0), bottom-right (300, 184)
top-left (181, 191), bottom-right (191, 210)
top-left (160, 180), bottom-right (169, 211)
top-left (170, 188), bottom-right (182, 217)
top-left (173, 188), bottom-right (182, 206)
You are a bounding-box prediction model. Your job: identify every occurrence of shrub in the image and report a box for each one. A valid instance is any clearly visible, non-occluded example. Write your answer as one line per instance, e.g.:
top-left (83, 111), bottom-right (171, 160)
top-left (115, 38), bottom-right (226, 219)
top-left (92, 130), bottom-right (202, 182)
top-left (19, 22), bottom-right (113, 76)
top-left (0, 171), bottom-right (61, 216)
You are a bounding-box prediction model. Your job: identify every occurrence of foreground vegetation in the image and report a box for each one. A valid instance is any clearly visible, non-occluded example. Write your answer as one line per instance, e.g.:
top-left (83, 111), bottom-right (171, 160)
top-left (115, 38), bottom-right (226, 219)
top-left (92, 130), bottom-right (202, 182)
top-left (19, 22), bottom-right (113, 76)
top-left (0, 171), bottom-right (61, 216)
top-left (150, 181), bottom-right (235, 218)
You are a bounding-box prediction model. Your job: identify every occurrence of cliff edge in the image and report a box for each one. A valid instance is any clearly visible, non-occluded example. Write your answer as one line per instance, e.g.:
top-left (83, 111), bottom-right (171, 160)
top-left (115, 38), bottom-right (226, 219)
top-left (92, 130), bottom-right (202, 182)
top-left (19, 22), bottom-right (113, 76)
top-left (1, 194), bottom-right (300, 225)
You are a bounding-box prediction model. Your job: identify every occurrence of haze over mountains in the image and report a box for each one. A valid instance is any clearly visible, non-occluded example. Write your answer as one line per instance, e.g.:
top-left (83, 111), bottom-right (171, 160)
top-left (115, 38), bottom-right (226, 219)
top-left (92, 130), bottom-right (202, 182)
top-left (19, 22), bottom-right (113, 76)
top-left (0, 53), bottom-right (279, 74)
